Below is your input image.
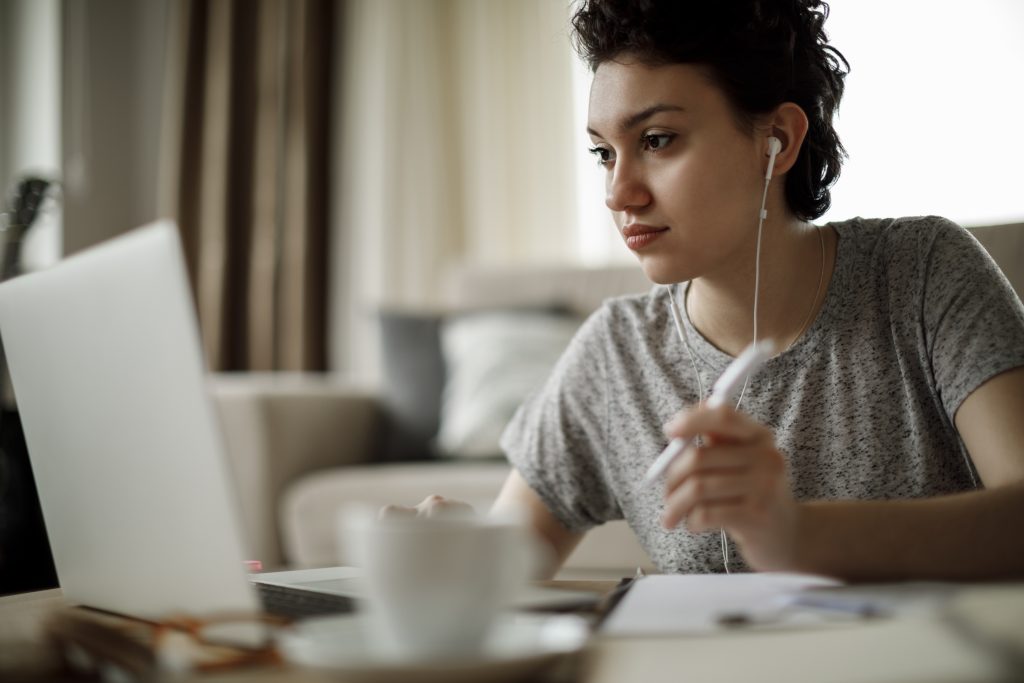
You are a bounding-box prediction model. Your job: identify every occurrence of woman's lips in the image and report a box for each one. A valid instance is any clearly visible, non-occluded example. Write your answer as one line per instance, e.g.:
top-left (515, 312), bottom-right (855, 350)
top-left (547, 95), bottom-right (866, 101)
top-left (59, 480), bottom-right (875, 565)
top-left (622, 225), bottom-right (669, 251)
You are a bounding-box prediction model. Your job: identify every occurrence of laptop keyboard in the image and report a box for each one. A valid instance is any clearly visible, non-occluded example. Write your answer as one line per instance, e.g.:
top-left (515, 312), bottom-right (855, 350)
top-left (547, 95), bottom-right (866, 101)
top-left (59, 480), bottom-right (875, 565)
top-left (255, 581), bottom-right (357, 619)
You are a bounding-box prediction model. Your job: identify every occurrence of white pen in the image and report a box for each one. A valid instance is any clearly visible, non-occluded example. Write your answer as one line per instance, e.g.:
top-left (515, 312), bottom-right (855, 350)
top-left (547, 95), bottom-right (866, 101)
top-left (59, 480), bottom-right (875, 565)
top-left (641, 339), bottom-right (776, 488)
top-left (785, 592), bottom-right (887, 618)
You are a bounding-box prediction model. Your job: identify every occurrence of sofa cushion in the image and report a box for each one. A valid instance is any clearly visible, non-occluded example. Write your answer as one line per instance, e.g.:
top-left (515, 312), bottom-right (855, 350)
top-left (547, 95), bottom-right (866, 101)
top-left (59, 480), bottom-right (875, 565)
top-left (436, 310), bottom-right (580, 458)
top-left (281, 461), bottom-right (512, 567)
top-left (280, 461), bottom-right (655, 574)
top-left (377, 304), bottom-right (578, 462)
top-left (378, 310), bottom-right (446, 462)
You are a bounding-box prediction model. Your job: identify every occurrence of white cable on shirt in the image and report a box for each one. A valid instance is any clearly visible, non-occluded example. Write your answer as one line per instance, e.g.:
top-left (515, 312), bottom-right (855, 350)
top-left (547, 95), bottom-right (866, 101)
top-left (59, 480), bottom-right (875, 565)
top-left (664, 174), bottom-right (773, 574)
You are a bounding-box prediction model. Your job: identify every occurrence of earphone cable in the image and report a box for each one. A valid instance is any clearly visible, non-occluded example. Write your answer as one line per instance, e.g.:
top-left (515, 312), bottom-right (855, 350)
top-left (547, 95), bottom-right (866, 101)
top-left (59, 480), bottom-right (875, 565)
top-left (735, 174), bottom-right (772, 408)
top-left (667, 284), bottom-right (705, 404)
top-left (713, 175), bottom-right (773, 572)
top-left (667, 283), bottom-right (734, 574)
top-left (665, 150), bottom-right (776, 575)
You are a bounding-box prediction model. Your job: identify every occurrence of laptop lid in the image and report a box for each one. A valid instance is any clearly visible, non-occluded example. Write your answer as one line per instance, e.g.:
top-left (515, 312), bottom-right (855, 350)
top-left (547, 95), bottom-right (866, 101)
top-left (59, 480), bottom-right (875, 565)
top-left (0, 221), bottom-right (259, 618)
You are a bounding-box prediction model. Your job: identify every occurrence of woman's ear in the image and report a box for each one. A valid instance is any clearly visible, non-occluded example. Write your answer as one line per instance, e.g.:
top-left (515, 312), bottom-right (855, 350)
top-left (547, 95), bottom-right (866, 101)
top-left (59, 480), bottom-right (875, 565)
top-left (764, 102), bottom-right (809, 177)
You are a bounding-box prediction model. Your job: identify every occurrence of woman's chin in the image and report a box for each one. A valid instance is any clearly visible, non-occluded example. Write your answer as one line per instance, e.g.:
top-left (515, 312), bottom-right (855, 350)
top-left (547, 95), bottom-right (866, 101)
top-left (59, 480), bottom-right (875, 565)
top-left (636, 255), bottom-right (689, 286)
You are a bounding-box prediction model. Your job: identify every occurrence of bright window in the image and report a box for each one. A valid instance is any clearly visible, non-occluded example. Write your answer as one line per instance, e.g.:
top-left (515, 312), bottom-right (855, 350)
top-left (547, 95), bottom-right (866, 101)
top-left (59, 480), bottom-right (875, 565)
top-left (571, 1), bottom-right (1024, 264)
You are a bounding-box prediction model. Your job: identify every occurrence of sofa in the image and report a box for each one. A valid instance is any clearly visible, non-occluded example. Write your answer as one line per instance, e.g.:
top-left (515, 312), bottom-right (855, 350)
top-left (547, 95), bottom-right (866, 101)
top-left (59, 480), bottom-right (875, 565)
top-left (210, 222), bottom-right (1024, 579)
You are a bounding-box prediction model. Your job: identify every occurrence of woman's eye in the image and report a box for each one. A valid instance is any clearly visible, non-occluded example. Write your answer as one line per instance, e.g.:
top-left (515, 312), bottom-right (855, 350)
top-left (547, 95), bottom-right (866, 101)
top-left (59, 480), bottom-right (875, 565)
top-left (643, 133), bottom-right (674, 151)
top-left (588, 146), bottom-right (614, 167)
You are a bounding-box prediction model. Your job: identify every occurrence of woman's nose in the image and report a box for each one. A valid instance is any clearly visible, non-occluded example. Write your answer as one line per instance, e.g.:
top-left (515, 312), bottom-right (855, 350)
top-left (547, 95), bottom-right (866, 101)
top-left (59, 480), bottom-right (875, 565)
top-left (605, 160), bottom-right (652, 213)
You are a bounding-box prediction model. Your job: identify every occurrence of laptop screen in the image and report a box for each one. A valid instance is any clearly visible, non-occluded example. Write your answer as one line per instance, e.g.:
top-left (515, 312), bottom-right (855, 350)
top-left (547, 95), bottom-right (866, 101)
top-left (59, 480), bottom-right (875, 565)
top-left (0, 222), bottom-right (259, 617)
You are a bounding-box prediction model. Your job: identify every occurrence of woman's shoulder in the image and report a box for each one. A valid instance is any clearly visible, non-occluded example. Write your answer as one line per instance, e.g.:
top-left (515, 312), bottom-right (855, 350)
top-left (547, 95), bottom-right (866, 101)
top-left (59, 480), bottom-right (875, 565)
top-left (569, 285), bottom-right (668, 346)
top-left (595, 284), bottom-right (670, 325)
top-left (831, 215), bottom-right (966, 247)
top-left (831, 215), bottom-right (977, 277)
top-left (828, 216), bottom-right (1012, 327)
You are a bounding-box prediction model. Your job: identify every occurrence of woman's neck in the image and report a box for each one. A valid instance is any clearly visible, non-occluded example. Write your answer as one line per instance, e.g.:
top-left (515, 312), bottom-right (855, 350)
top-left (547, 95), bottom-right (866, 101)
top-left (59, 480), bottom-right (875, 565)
top-left (686, 217), bottom-right (834, 357)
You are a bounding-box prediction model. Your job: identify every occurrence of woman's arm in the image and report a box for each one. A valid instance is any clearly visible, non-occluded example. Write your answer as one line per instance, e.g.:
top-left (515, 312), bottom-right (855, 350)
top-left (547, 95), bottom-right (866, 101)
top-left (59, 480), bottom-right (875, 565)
top-left (794, 366), bottom-right (1024, 581)
top-left (661, 367), bottom-right (1024, 581)
top-left (491, 470), bottom-right (586, 578)
top-left (955, 366), bottom-right (1024, 487)
top-left (793, 482), bottom-right (1024, 581)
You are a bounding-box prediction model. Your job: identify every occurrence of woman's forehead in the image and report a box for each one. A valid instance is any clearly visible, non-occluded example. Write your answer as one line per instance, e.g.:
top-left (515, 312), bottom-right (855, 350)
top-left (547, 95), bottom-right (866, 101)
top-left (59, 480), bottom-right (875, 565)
top-left (587, 60), bottom-right (725, 134)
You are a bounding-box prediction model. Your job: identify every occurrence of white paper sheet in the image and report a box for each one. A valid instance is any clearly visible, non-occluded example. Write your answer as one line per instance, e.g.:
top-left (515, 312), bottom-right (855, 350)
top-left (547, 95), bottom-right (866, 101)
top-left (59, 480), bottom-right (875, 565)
top-left (600, 572), bottom-right (842, 636)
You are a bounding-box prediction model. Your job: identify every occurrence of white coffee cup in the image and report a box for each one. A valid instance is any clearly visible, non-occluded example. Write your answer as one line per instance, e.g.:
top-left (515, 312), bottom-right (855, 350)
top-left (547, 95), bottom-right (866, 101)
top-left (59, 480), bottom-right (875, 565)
top-left (340, 506), bottom-right (536, 661)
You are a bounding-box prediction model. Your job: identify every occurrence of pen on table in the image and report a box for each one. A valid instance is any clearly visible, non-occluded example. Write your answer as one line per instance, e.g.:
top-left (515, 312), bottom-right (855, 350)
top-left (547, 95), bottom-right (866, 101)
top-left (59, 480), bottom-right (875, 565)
top-left (786, 592), bottom-right (888, 618)
top-left (641, 340), bottom-right (776, 488)
top-left (716, 593), bottom-right (886, 628)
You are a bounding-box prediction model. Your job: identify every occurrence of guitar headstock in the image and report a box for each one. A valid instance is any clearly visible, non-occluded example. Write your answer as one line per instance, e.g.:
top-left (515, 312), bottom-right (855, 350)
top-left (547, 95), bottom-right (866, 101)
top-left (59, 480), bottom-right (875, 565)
top-left (4, 178), bottom-right (55, 235)
top-left (0, 177), bottom-right (58, 280)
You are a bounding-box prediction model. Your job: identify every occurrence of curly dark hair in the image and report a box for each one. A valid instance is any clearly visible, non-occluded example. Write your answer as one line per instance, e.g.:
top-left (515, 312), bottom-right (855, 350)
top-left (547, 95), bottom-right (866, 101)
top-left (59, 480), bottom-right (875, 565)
top-left (571, 0), bottom-right (849, 220)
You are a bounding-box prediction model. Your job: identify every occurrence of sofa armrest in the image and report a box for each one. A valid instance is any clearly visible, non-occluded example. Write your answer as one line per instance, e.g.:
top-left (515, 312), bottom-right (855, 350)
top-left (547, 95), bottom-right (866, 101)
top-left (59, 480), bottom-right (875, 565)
top-left (209, 373), bottom-right (382, 568)
top-left (280, 461), bottom-right (510, 567)
top-left (281, 461), bottom-right (656, 577)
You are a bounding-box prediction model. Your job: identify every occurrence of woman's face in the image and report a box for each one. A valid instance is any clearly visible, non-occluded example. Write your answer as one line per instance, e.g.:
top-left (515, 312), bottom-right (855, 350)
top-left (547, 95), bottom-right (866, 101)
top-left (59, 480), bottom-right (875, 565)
top-left (587, 58), bottom-right (768, 285)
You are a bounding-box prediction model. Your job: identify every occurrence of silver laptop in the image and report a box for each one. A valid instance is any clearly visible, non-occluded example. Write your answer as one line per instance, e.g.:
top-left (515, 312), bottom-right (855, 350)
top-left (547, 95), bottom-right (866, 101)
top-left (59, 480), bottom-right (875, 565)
top-left (0, 222), bottom-right (593, 620)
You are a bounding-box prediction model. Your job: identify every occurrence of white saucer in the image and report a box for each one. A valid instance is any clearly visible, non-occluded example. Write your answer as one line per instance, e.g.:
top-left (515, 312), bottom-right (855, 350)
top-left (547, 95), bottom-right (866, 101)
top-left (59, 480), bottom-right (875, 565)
top-left (277, 612), bottom-right (590, 683)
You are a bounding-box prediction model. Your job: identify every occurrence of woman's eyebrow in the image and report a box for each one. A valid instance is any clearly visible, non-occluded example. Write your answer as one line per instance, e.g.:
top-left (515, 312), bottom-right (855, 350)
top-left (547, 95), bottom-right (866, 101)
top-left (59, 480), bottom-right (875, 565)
top-left (587, 104), bottom-right (686, 137)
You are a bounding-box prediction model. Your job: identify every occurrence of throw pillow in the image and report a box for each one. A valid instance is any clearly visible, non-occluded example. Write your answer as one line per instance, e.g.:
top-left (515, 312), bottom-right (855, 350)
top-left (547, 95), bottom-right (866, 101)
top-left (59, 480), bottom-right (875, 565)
top-left (436, 310), bottom-right (580, 458)
top-left (377, 310), bottom-right (446, 461)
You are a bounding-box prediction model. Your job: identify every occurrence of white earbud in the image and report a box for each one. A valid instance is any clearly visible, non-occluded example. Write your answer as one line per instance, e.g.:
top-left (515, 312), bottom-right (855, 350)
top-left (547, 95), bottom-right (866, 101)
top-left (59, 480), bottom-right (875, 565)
top-left (765, 136), bottom-right (782, 181)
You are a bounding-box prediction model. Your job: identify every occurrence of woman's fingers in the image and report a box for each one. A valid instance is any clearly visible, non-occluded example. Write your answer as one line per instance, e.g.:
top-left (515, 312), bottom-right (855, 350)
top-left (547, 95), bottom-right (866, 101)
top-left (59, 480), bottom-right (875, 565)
top-left (662, 469), bottom-right (753, 529)
top-left (670, 498), bottom-right (744, 534)
top-left (658, 406), bottom-right (799, 570)
top-left (664, 404), bottom-right (773, 444)
top-left (415, 495), bottom-right (477, 519)
top-left (378, 495), bottom-right (477, 520)
top-left (377, 504), bottom-right (417, 519)
top-left (664, 443), bottom-right (753, 491)
top-left (661, 441), bottom-right (788, 531)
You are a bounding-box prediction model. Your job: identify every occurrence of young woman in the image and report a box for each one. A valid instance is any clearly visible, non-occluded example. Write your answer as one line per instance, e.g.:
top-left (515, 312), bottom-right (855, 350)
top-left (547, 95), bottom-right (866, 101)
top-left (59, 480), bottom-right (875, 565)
top-left (407, 0), bottom-right (1024, 580)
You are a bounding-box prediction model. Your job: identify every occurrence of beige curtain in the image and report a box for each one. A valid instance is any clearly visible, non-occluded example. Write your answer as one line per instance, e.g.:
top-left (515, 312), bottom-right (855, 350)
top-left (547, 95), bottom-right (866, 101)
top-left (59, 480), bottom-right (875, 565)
top-left (158, 0), bottom-right (331, 371)
top-left (330, 0), bottom-right (581, 376)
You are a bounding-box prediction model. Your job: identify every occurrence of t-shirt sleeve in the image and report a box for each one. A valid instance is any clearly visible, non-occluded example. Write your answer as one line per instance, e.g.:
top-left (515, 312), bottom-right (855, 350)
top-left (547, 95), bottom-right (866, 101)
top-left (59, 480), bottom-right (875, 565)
top-left (920, 218), bottom-right (1024, 418)
top-left (499, 305), bottom-right (621, 532)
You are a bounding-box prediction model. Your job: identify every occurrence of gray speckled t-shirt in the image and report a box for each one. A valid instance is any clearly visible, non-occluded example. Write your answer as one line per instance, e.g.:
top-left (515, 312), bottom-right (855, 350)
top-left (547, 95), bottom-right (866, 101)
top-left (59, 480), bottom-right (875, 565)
top-left (500, 216), bottom-right (1024, 574)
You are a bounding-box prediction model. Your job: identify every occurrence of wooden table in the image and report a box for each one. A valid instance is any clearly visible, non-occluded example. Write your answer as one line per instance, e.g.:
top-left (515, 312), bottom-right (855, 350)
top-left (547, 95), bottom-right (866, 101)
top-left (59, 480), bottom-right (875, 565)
top-left (0, 589), bottom-right (67, 680)
top-left (586, 615), bottom-right (1008, 683)
top-left (1, 582), bottom-right (1018, 683)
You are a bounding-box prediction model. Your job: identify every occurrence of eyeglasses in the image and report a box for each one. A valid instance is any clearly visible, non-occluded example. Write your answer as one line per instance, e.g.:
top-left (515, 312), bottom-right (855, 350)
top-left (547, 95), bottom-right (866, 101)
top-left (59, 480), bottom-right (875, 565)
top-left (48, 608), bottom-right (290, 680)
top-left (152, 612), bottom-right (288, 671)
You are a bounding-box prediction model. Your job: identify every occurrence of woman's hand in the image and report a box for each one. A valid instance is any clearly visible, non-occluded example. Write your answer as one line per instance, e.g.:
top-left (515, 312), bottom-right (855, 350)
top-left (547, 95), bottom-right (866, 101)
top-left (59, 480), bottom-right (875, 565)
top-left (379, 495), bottom-right (476, 520)
top-left (661, 404), bottom-right (801, 571)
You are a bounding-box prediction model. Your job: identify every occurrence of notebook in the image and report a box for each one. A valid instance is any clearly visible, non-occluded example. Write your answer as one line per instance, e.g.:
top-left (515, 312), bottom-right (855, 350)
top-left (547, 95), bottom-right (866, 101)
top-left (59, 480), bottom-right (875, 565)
top-left (0, 221), bottom-right (594, 620)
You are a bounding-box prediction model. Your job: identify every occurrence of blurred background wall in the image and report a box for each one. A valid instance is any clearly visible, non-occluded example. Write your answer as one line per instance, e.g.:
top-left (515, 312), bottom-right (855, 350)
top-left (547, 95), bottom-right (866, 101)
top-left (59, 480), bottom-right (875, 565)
top-left (329, 0), bottom-right (579, 377)
top-left (1, 0), bottom-right (1022, 379)
top-left (0, 0), bottom-right (65, 269)
top-left (61, 0), bottom-right (168, 256)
